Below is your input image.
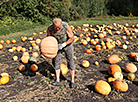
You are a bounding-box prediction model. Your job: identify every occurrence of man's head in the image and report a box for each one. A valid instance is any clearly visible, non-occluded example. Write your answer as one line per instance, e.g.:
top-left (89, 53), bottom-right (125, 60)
top-left (53, 18), bottom-right (62, 31)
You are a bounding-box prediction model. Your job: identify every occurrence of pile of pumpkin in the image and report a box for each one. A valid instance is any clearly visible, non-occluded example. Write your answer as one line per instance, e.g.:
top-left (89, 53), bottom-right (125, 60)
top-left (94, 54), bottom-right (137, 95)
top-left (73, 23), bottom-right (138, 52)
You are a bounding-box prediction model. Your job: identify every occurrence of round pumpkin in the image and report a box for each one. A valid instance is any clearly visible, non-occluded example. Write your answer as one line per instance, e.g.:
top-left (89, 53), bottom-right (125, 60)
top-left (95, 80), bottom-right (111, 95)
top-left (31, 64), bottom-right (38, 71)
top-left (0, 75), bottom-right (10, 85)
top-left (113, 72), bottom-right (123, 80)
top-left (129, 52), bottom-right (138, 58)
top-left (18, 64), bottom-right (26, 72)
top-left (40, 36), bottom-right (58, 58)
top-left (60, 64), bottom-right (68, 75)
top-left (0, 44), bottom-right (3, 49)
top-left (21, 52), bottom-right (30, 64)
top-left (16, 46), bottom-right (22, 52)
top-left (107, 54), bottom-right (120, 64)
top-left (81, 60), bottom-right (90, 68)
top-left (32, 52), bottom-right (39, 58)
top-left (95, 45), bottom-right (101, 51)
top-left (125, 63), bottom-right (137, 73)
top-left (11, 39), bottom-right (16, 43)
top-left (127, 73), bottom-right (135, 81)
top-left (108, 64), bottom-right (122, 75)
top-left (5, 40), bottom-right (10, 44)
top-left (86, 49), bottom-right (91, 54)
top-left (114, 80), bottom-right (128, 92)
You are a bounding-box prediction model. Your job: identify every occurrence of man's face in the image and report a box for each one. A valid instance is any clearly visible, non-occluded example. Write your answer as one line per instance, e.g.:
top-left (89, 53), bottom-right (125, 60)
top-left (53, 22), bottom-right (62, 31)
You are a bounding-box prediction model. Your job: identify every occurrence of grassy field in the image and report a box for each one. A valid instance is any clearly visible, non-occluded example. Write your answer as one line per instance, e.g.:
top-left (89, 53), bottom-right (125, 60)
top-left (1, 16), bottom-right (138, 40)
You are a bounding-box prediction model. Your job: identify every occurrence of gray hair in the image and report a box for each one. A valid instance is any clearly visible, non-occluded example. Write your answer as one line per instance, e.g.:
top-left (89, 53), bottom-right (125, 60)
top-left (53, 18), bottom-right (62, 24)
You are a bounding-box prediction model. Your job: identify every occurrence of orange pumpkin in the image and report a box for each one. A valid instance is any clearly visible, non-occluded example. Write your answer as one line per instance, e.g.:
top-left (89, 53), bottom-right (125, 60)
top-left (127, 73), bottom-right (135, 81)
top-left (5, 40), bottom-right (10, 44)
top-left (21, 52), bottom-right (30, 63)
top-left (0, 40), bottom-right (4, 43)
top-left (40, 36), bottom-right (58, 58)
top-left (0, 44), bottom-right (3, 49)
top-left (32, 52), bottom-right (39, 58)
top-left (31, 64), bottom-right (38, 71)
top-left (81, 60), bottom-right (90, 68)
top-left (107, 54), bottom-right (120, 64)
top-left (98, 33), bottom-right (104, 39)
top-left (129, 52), bottom-right (138, 58)
top-left (31, 43), bottom-right (37, 47)
top-left (16, 46), bottom-right (22, 52)
top-left (60, 64), bottom-right (68, 75)
top-left (91, 40), bottom-right (97, 45)
top-left (20, 47), bottom-right (26, 52)
top-left (113, 80), bottom-right (128, 92)
top-left (0, 75), bottom-right (10, 85)
top-left (11, 39), bottom-right (16, 43)
top-left (95, 45), bottom-right (101, 51)
top-left (108, 64), bottom-right (122, 75)
top-left (125, 63), bottom-right (137, 73)
top-left (115, 40), bottom-right (121, 46)
top-left (18, 64), bottom-right (26, 72)
top-left (95, 80), bottom-right (111, 95)
top-left (86, 49), bottom-right (91, 54)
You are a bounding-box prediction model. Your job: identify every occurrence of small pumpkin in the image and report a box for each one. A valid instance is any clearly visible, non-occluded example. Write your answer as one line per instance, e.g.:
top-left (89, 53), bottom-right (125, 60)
top-left (16, 46), bottom-right (22, 52)
top-left (113, 80), bottom-right (128, 92)
top-left (21, 52), bottom-right (30, 64)
top-left (31, 64), bottom-right (38, 71)
top-left (0, 75), bottom-right (10, 85)
top-left (60, 64), bottom-right (68, 75)
top-left (95, 45), bottom-right (101, 51)
top-left (32, 52), bottom-right (39, 58)
top-left (95, 80), bottom-right (111, 95)
top-left (125, 63), bottom-right (137, 73)
top-left (5, 40), bottom-right (10, 44)
top-left (11, 39), bottom-right (16, 43)
top-left (107, 54), bottom-right (120, 64)
top-left (113, 72), bottom-right (123, 80)
top-left (134, 54), bottom-right (138, 62)
top-left (127, 73), bottom-right (135, 81)
top-left (129, 52), bottom-right (138, 58)
top-left (20, 47), bottom-right (26, 52)
top-left (108, 64), bottom-right (122, 75)
top-left (29, 56), bottom-right (37, 63)
top-left (98, 33), bottom-right (104, 39)
top-left (0, 40), bottom-right (4, 43)
top-left (108, 77), bottom-right (116, 85)
top-left (0, 44), bottom-right (3, 49)
top-left (18, 64), bottom-right (26, 72)
top-left (81, 60), bottom-right (90, 68)
top-left (86, 49), bottom-right (92, 54)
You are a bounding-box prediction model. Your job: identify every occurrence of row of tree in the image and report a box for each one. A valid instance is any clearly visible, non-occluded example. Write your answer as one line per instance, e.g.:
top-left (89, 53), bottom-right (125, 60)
top-left (0, 0), bottom-right (138, 23)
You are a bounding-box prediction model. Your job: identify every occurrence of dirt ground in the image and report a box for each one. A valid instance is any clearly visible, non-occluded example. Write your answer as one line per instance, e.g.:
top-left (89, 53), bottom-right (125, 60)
top-left (0, 24), bottom-right (138, 102)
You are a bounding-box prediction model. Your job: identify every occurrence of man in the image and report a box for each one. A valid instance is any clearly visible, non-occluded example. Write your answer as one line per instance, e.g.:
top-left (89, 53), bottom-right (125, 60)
top-left (47, 18), bottom-right (76, 88)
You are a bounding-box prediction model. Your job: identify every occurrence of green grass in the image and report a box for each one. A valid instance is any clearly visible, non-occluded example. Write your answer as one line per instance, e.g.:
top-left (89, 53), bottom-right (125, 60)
top-left (69, 16), bottom-right (138, 26)
top-left (0, 16), bottom-right (138, 40)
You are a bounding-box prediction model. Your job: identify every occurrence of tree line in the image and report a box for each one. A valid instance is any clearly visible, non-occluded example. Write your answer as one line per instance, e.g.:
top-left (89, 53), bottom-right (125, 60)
top-left (0, 0), bottom-right (138, 24)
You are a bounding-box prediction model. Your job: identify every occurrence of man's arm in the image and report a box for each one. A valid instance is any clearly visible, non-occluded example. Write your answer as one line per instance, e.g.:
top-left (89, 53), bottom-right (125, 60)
top-left (65, 25), bottom-right (75, 45)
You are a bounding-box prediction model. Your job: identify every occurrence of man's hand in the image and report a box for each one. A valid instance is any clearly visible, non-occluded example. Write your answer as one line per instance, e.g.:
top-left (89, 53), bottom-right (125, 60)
top-left (58, 42), bottom-right (66, 50)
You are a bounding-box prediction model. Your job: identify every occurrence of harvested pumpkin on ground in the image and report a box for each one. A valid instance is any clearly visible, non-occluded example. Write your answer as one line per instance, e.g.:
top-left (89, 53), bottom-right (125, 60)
top-left (18, 64), bottom-right (26, 72)
top-left (0, 75), bottom-right (10, 85)
top-left (108, 64), bottom-right (122, 75)
top-left (125, 63), bottom-right (137, 73)
top-left (127, 73), bottom-right (135, 81)
top-left (113, 80), bottom-right (128, 92)
top-left (81, 60), bottom-right (90, 68)
top-left (107, 54), bottom-right (120, 64)
top-left (60, 64), bottom-right (68, 75)
top-left (95, 80), bottom-right (111, 95)
top-left (31, 64), bottom-right (38, 71)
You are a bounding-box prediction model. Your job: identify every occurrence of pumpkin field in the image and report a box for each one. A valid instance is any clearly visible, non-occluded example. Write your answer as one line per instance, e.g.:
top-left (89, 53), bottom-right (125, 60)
top-left (0, 23), bottom-right (138, 102)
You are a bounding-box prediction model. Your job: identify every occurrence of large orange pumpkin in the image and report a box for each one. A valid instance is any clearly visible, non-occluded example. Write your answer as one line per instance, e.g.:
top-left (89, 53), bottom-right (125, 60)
top-left (125, 63), bottom-right (137, 73)
top-left (113, 80), bottom-right (128, 92)
top-left (40, 36), bottom-right (58, 58)
top-left (95, 80), bottom-right (111, 95)
top-left (60, 64), bottom-right (68, 75)
top-left (108, 64), bottom-right (122, 75)
top-left (107, 54), bottom-right (120, 64)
